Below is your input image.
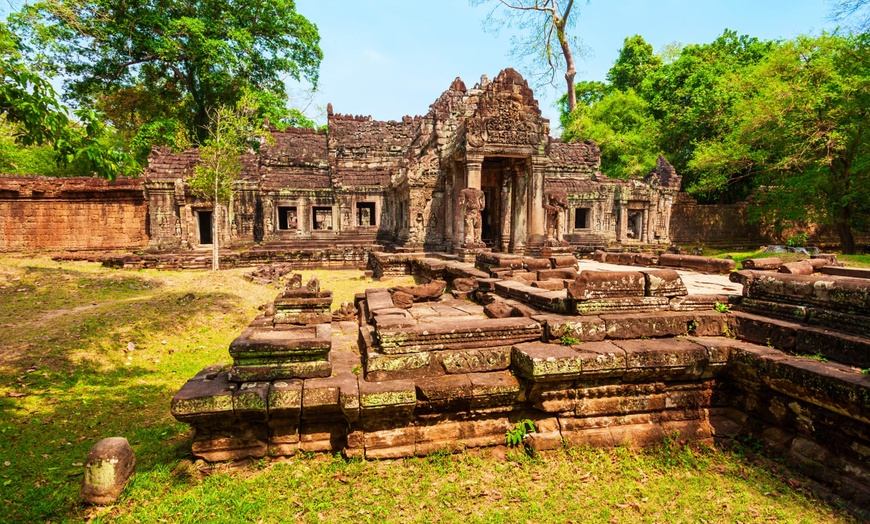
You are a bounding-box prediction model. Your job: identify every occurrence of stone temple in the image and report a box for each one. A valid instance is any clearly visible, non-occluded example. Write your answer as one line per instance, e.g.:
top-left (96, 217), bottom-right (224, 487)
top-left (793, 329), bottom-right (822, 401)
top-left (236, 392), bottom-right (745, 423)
top-left (144, 69), bottom-right (680, 256)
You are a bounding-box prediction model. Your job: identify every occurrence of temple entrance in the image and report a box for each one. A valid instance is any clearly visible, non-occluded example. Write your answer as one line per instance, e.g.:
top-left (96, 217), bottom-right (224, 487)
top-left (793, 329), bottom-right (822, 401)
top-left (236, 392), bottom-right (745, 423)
top-left (197, 210), bottom-right (213, 245)
top-left (478, 157), bottom-right (530, 252)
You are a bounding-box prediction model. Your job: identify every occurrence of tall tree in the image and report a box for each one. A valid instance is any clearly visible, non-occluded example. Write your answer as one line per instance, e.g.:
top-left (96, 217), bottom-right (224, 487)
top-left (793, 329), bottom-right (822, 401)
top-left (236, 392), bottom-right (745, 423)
top-left (13, 0), bottom-right (322, 147)
top-left (562, 89), bottom-right (660, 178)
top-left (606, 35), bottom-right (661, 92)
top-left (639, 30), bottom-right (773, 199)
top-left (690, 33), bottom-right (870, 253)
top-left (189, 92), bottom-right (270, 270)
top-left (473, 0), bottom-right (584, 112)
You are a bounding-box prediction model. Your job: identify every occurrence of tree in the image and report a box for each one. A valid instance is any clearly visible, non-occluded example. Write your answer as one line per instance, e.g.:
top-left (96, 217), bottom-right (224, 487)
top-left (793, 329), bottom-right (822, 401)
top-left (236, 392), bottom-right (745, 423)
top-left (562, 89), bottom-right (660, 178)
top-left (831, 0), bottom-right (870, 33)
top-left (606, 35), bottom-right (661, 92)
top-left (473, 0), bottom-right (584, 112)
top-left (638, 30), bottom-right (773, 199)
top-left (0, 21), bottom-right (133, 179)
top-left (13, 0), bottom-right (322, 146)
top-left (188, 92), bottom-right (270, 270)
top-left (690, 33), bottom-right (870, 253)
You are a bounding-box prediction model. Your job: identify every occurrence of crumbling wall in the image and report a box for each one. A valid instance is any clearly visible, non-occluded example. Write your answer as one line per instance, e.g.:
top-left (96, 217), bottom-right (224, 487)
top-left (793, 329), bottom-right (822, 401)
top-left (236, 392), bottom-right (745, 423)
top-left (0, 177), bottom-right (148, 251)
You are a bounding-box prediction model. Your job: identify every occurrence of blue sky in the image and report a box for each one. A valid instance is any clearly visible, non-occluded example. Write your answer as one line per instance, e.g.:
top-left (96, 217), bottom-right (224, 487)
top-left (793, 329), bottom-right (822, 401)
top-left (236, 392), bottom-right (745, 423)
top-left (294, 0), bottom-right (839, 129)
top-left (2, 1), bottom-right (841, 131)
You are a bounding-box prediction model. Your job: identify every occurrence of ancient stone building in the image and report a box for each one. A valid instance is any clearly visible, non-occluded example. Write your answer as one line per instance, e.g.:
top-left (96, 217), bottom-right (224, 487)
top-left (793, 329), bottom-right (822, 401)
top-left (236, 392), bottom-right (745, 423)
top-left (143, 69), bottom-right (681, 255)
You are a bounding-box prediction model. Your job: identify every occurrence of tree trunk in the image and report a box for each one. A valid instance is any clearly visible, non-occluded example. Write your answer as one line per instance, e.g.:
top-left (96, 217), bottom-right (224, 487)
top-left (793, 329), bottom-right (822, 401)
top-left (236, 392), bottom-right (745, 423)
top-left (557, 0), bottom-right (576, 112)
top-left (213, 204), bottom-right (220, 270)
top-left (836, 212), bottom-right (856, 254)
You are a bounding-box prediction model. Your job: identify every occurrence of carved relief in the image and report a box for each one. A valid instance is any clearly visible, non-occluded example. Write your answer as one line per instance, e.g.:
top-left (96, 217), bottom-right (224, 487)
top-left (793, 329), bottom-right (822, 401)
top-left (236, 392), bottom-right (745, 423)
top-left (458, 187), bottom-right (485, 246)
top-left (544, 189), bottom-right (569, 245)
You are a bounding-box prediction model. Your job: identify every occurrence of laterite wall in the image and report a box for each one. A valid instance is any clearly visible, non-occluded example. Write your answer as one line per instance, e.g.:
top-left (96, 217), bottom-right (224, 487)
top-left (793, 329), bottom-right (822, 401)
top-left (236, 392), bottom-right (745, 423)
top-left (0, 176), bottom-right (149, 252)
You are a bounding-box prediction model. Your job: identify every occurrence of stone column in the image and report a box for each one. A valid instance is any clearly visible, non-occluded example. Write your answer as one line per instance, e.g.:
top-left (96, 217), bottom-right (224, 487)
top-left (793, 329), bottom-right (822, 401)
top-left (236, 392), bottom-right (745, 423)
top-left (500, 171), bottom-right (512, 252)
top-left (528, 157), bottom-right (547, 244)
top-left (511, 161), bottom-right (527, 253)
top-left (444, 165), bottom-right (454, 247)
top-left (466, 155), bottom-right (483, 190)
top-left (453, 165), bottom-right (467, 249)
top-left (616, 203), bottom-right (627, 242)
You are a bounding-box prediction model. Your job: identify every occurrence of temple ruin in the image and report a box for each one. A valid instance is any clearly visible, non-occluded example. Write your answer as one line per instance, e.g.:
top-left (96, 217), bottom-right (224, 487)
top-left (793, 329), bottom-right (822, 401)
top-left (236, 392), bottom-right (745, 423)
top-left (143, 69), bottom-right (680, 257)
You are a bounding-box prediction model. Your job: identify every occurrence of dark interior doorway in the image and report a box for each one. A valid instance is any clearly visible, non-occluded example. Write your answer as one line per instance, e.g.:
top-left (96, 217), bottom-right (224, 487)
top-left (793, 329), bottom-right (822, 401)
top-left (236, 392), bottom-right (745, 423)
top-left (357, 202), bottom-right (376, 226)
top-left (198, 211), bottom-right (213, 244)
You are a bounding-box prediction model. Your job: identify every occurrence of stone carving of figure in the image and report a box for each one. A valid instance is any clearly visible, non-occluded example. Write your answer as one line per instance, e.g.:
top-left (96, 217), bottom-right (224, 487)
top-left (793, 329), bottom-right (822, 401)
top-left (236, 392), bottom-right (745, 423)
top-left (544, 189), bottom-right (569, 245)
top-left (458, 187), bottom-right (485, 246)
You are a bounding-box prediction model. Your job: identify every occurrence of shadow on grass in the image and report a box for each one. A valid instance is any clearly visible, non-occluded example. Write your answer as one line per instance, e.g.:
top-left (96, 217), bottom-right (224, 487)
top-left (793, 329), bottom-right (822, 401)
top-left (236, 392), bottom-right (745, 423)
top-left (0, 264), bottom-right (258, 523)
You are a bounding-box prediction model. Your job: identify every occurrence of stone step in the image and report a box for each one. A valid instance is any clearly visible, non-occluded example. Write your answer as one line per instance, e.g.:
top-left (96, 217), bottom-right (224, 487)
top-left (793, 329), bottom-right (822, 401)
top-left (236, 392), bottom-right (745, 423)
top-left (729, 310), bottom-right (870, 368)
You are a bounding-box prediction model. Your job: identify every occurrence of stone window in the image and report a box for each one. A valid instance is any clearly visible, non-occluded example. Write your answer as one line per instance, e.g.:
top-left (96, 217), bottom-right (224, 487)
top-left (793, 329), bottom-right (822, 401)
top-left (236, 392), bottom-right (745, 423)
top-left (312, 206), bottom-right (333, 230)
top-left (277, 206), bottom-right (298, 230)
top-left (197, 210), bottom-right (213, 244)
top-left (574, 207), bottom-right (590, 229)
top-left (356, 202), bottom-right (376, 226)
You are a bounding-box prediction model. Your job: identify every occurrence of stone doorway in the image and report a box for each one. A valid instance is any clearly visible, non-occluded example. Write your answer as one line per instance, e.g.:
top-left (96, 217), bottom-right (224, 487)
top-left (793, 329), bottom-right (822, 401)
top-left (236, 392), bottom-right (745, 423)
top-left (197, 210), bottom-right (213, 245)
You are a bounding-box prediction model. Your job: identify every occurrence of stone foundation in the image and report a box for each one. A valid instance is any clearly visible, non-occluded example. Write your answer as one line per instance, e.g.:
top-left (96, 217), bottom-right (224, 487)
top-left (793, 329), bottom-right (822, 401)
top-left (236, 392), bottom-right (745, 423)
top-left (172, 260), bottom-right (870, 510)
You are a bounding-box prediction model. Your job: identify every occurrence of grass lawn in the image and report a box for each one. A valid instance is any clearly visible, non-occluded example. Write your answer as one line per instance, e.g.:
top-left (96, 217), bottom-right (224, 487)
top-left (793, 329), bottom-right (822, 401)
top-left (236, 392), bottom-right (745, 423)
top-left (0, 256), bottom-right (861, 523)
top-left (693, 248), bottom-right (870, 270)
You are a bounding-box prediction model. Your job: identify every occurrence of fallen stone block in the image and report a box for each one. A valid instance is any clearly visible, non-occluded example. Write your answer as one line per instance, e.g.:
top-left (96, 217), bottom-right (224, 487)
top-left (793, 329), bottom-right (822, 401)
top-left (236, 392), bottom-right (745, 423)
top-left (659, 254), bottom-right (736, 274)
top-left (80, 437), bottom-right (135, 505)
top-left (601, 311), bottom-right (694, 339)
top-left (642, 269), bottom-right (687, 297)
top-left (393, 279), bottom-right (447, 302)
top-left (567, 270), bottom-right (645, 300)
top-left (538, 268), bottom-right (577, 280)
top-left (742, 257), bottom-right (782, 270)
top-left (391, 290), bottom-right (414, 309)
top-left (536, 314), bottom-right (606, 343)
top-left (779, 260), bottom-right (814, 275)
top-left (550, 255), bottom-right (578, 268)
top-left (523, 257), bottom-right (553, 270)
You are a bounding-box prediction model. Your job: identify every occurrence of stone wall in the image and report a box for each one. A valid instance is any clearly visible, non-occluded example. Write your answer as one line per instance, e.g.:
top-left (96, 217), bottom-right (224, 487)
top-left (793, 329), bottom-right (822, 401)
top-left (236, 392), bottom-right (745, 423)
top-left (0, 177), bottom-right (148, 252)
top-left (669, 193), bottom-right (870, 248)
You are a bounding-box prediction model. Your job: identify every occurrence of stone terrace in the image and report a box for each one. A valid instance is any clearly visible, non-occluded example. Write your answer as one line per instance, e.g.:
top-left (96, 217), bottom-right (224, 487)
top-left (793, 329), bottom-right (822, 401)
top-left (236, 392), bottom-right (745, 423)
top-left (172, 253), bottom-right (870, 509)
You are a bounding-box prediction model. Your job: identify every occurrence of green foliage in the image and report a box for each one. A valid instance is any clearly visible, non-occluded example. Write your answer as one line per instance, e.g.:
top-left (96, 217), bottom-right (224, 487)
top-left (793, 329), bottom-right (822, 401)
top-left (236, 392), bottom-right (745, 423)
top-left (188, 91), bottom-right (272, 269)
top-left (562, 89), bottom-right (661, 178)
top-left (12, 0), bottom-right (322, 143)
top-left (560, 333), bottom-right (581, 346)
top-left (506, 419), bottom-right (536, 447)
top-left (799, 352), bottom-right (829, 363)
top-left (786, 233), bottom-right (809, 248)
top-left (607, 34), bottom-right (662, 92)
top-left (714, 302), bottom-right (730, 313)
top-left (689, 33), bottom-right (870, 253)
top-left (0, 22), bottom-right (134, 179)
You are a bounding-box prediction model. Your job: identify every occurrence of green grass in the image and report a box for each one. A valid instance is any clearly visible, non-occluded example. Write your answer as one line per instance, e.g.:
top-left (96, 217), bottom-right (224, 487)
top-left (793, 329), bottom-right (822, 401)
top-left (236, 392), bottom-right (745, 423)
top-left (692, 248), bottom-right (870, 270)
top-left (0, 256), bottom-right (861, 523)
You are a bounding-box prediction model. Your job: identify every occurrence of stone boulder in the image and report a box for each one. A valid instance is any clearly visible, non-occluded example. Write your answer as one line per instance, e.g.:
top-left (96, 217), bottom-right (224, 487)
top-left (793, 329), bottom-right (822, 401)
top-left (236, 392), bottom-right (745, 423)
top-left (80, 437), bottom-right (135, 505)
top-left (392, 279), bottom-right (447, 302)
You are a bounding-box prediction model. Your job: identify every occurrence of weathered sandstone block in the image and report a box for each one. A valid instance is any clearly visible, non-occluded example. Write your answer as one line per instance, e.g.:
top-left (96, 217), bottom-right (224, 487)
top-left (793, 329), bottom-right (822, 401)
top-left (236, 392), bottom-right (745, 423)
top-left (80, 437), bottom-right (135, 505)
top-left (567, 270), bottom-right (645, 300)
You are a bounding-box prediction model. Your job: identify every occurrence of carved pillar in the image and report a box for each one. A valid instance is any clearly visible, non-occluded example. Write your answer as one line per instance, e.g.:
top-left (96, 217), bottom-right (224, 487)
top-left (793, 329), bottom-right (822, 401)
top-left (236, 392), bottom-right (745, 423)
top-left (511, 161), bottom-right (527, 253)
top-left (500, 170), bottom-right (512, 252)
top-left (529, 157), bottom-right (547, 244)
top-left (453, 164), bottom-right (466, 249)
top-left (466, 155), bottom-right (483, 190)
top-left (616, 203), bottom-right (627, 243)
top-left (444, 165), bottom-right (454, 247)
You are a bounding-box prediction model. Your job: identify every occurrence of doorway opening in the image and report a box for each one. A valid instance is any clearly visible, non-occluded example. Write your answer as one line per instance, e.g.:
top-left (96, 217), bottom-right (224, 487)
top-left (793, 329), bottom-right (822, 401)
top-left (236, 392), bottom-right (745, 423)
top-left (197, 210), bottom-right (213, 244)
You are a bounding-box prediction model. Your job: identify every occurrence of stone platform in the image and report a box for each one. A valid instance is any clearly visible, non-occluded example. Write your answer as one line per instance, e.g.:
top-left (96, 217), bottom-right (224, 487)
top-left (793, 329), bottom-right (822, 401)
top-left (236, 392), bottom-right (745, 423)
top-left (172, 254), bottom-right (870, 510)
